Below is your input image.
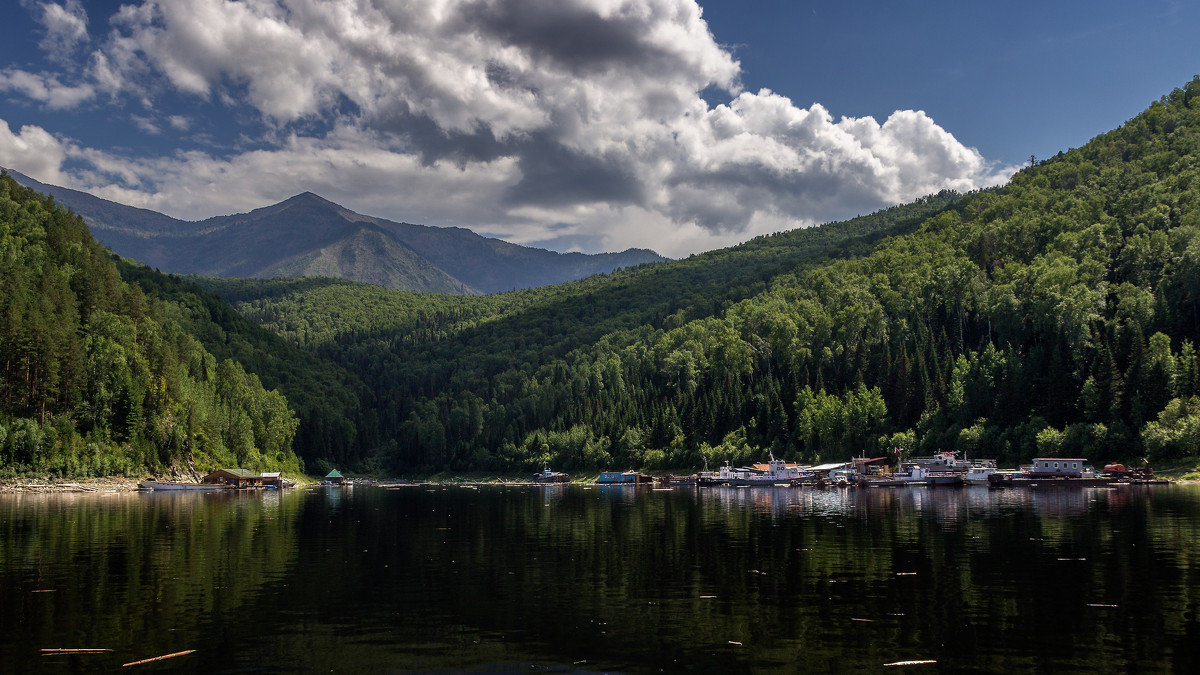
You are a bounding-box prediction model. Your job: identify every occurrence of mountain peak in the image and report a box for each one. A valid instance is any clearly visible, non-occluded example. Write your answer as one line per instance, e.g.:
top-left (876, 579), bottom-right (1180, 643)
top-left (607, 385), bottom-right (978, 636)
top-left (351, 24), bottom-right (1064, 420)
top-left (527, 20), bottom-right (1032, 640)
top-left (244, 191), bottom-right (347, 220)
top-left (282, 191), bottom-right (339, 207)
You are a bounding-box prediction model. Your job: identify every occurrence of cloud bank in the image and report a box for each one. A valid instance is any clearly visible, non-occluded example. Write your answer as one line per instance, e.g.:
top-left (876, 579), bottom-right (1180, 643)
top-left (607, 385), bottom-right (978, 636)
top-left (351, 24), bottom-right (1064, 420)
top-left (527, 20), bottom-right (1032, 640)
top-left (0, 0), bottom-right (1014, 256)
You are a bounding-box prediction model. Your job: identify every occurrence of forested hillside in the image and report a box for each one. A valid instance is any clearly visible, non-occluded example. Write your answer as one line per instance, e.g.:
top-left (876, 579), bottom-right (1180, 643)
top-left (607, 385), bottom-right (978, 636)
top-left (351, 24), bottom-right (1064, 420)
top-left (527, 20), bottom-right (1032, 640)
top-left (118, 263), bottom-right (369, 472)
top-left (199, 189), bottom-right (963, 470)
top-left (205, 78), bottom-right (1200, 474)
top-left (0, 173), bottom-right (304, 477)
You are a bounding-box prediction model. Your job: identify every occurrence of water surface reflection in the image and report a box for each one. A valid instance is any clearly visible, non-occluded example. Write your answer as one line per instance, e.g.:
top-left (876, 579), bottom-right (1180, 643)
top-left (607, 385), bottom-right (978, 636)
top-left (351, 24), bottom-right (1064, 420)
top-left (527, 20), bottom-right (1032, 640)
top-left (2, 484), bottom-right (1198, 673)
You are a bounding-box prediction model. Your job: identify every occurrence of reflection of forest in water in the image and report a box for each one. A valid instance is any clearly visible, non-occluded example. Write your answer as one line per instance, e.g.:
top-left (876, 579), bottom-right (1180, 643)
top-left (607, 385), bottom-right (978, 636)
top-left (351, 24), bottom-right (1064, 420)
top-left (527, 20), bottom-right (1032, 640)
top-left (2, 485), bottom-right (1198, 673)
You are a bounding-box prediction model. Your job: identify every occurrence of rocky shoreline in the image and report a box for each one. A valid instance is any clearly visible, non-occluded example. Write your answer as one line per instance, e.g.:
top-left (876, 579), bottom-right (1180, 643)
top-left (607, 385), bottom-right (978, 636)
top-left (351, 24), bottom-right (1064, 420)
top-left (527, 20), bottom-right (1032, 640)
top-left (0, 477), bottom-right (144, 493)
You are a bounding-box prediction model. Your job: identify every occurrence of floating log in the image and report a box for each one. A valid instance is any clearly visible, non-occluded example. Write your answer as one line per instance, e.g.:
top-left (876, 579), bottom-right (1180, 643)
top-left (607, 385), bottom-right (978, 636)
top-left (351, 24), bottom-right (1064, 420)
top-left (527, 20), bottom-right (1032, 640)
top-left (41, 648), bottom-right (113, 655)
top-left (121, 649), bottom-right (196, 667)
top-left (884, 660), bottom-right (937, 667)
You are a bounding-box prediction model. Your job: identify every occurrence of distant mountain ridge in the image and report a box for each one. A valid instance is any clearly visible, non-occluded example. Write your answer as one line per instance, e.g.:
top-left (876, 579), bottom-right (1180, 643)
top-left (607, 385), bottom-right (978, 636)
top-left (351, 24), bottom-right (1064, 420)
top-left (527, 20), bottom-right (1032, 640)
top-left (4, 171), bottom-right (667, 294)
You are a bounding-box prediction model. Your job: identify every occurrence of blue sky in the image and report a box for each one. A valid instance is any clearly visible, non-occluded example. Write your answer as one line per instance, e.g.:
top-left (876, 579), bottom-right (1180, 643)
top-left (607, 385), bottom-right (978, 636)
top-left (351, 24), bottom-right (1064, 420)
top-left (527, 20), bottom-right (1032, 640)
top-left (1, 1), bottom-right (1197, 257)
top-left (701, 0), bottom-right (1200, 166)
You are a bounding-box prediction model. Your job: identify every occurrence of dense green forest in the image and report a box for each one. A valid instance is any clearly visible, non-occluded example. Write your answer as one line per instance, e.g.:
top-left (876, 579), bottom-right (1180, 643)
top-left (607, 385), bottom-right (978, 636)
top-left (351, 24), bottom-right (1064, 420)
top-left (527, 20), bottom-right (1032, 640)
top-left (195, 188), bottom-right (960, 471)
top-left (198, 78), bottom-right (1200, 474)
top-left (0, 173), bottom-right (304, 477)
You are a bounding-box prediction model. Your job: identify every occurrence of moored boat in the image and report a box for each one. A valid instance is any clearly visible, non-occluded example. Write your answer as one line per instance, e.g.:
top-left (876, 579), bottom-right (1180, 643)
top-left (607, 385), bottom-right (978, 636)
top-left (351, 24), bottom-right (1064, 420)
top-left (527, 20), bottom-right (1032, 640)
top-left (533, 464), bottom-right (569, 483)
top-left (657, 474), bottom-right (698, 486)
top-left (925, 473), bottom-right (965, 487)
top-left (698, 454), bottom-right (810, 486)
top-left (908, 451), bottom-right (971, 473)
top-left (965, 462), bottom-right (998, 485)
top-left (988, 458), bottom-right (1119, 487)
top-left (861, 465), bottom-right (928, 487)
top-left (860, 476), bottom-right (910, 487)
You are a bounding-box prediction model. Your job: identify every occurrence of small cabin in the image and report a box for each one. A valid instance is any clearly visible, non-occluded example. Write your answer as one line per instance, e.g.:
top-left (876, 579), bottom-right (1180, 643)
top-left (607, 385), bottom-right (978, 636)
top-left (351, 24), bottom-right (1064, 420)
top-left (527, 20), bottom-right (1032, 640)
top-left (324, 469), bottom-right (346, 485)
top-left (261, 472), bottom-right (283, 487)
top-left (202, 468), bottom-right (263, 487)
top-left (1029, 458), bottom-right (1086, 478)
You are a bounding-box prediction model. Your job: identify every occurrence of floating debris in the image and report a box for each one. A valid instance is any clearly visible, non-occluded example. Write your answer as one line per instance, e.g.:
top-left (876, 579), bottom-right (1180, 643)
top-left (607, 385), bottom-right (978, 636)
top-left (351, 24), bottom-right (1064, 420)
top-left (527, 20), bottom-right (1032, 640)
top-left (851, 618), bottom-right (874, 622)
top-left (122, 650), bottom-right (196, 667)
top-left (1057, 557), bottom-right (1087, 561)
top-left (895, 572), bottom-right (918, 576)
top-left (728, 641), bottom-right (742, 646)
top-left (883, 659), bottom-right (937, 667)
top-left (41, 648), bottom-right (113, 655)
top-left (1087, 603), bottom-right (1118, 608)
top-left (699, 595), bottom-right (717, 599)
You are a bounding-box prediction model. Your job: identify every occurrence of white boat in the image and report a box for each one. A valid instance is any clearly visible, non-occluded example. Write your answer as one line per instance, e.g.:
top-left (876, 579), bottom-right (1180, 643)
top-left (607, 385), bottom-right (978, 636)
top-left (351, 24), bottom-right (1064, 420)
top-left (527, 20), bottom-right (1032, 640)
top-left (700, 455), bottom-right (809, 486)
top-left (533, 464), bottom-right (569, 483)
top-left (965, 463), bottom-right (998, 485)
top-left (828, 469), bottom-right (858, 486)
top-left (908, 452), bottom-right (971, 472)
top-left (892, 465), bottom-right (929, 484)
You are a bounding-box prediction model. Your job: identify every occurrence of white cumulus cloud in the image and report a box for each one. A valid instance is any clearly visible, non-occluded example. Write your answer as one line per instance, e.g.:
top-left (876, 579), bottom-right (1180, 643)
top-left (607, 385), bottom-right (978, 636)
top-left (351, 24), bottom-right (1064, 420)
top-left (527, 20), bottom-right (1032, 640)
top-left (0, 69), bottom-right (95, 109)
top-left (1, 0), bottom-right (1016, 256)
top-left (0, 119), bottom-right (70, 185)
top-left (36, 1), bottom-right (89, 59)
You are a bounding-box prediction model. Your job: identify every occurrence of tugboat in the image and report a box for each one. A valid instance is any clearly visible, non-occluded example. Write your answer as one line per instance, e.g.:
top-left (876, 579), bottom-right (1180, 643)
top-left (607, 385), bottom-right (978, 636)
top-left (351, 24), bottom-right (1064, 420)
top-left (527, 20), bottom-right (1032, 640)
top-left (533, 463), bottom-right (569, 483)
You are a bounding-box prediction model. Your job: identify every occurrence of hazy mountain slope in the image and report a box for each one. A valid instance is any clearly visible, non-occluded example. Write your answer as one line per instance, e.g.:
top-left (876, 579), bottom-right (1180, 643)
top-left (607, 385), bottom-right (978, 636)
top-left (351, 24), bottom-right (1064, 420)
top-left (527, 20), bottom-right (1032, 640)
top-left (3, 171), bottom-right (665, 293)
top-left (258, 227), bottom-right (476, 294)
top-left (5, 170), bottom-right (191, 237)
top-left (369, 216), bottom-right (666, 292)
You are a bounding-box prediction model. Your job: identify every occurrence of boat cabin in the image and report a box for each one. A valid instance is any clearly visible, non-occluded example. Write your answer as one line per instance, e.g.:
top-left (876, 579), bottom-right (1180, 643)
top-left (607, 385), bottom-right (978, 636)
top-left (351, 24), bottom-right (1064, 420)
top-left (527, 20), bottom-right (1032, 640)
top-left (909, 452), bottom-right (970, 472)
top-left (1028, 458), bottom-right (1086, 478)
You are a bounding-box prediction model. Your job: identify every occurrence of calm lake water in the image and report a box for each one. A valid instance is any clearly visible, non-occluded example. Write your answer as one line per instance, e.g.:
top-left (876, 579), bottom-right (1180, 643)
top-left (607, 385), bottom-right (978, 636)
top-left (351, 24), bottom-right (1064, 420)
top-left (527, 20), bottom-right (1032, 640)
top-left (2, 483), bottom-right (1199, 673)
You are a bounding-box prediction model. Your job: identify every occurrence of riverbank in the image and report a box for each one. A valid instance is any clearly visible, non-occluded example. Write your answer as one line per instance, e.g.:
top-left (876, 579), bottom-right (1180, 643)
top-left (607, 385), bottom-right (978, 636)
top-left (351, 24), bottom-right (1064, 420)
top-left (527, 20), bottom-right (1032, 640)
top-left (4, 470), bottom-right (1193, 493)
top-left (0, 476), bottom-right (143, 493)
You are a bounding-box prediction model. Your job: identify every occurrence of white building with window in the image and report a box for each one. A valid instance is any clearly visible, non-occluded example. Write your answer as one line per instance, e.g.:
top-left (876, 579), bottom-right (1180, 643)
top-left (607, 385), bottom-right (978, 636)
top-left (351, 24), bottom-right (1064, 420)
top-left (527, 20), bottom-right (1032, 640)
top-left (1029, 458), bottom-right (1086, 477)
